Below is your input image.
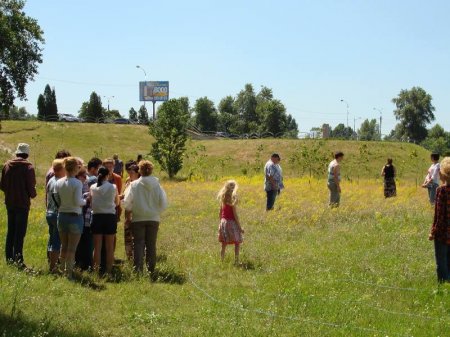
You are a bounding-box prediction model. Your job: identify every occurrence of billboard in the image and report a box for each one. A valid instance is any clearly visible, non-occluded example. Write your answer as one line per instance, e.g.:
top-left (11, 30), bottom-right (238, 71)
top-left (139, 81), bottom-right (169, 102)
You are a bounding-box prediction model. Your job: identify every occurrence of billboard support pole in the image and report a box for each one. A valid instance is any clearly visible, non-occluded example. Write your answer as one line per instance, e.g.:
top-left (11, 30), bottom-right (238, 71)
top-left (152, 100), bottom-right (156, 120)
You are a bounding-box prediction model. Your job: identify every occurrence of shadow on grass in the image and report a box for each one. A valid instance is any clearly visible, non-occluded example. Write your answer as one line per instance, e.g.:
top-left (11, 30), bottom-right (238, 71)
top-left (151, 265), bottom-right (186, 284)
top-left (0, 312), bottom-right (94, 337)
top-left (236, 257), bottom-right (263, 271)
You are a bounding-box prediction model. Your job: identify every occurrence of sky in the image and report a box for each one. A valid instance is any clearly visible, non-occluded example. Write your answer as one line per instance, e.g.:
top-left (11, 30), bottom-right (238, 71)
top-left (16, 0), bottom-right (450, 135)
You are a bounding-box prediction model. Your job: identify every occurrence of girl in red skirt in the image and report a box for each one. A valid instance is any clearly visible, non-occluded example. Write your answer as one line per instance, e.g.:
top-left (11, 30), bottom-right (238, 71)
top-left (217, 180), bottom-right (244, 264)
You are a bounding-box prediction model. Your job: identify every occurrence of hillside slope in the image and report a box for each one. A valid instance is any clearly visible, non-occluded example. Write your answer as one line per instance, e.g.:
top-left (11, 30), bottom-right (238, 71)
top-left (0, 120), bottom-right (431, 183)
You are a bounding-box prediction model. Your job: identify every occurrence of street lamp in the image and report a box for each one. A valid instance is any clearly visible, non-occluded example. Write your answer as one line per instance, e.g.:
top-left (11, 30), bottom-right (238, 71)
top-left (353, 116), bottom-right (362, 139)
top-left (103, 95), bottom-right (114, 111)
top-left (373, 107), bottom-right (383, 138)
top-left (340, 99), bottom-right (349, 128)
top-left (136, 65), bottom-right (147, 78)
top-left (136, 65), bottom-right (157, 120)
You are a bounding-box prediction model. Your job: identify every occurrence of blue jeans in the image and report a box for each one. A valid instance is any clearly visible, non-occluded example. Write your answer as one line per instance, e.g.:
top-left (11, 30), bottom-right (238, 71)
top-left (266, 190), bottom-right (278, 210)
top-left (46, 212), bottom-right (61, 252)
top-left (5, 207), bottom-right (29, 264)
top-left (428, 182), bottom-right (439, 204)
top-left (434, 240), bottom-right (450, 283)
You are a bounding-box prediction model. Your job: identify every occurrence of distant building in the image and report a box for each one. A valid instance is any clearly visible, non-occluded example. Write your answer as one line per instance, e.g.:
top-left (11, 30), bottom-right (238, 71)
top-left (322, 124), bottom-right (331, 138)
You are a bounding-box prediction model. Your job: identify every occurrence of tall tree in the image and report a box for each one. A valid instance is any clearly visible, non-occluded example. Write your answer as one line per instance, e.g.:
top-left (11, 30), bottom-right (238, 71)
top-left (257, 99), bottom-right (286, 136)
top-left (150, 98), bottom-right (190, 179)
top-left (234, 83), bottom-right (257, 133)
top-left (331, 123), bottom-right (353, 139)
top-left (138, 105), bottom-right (149, 125)
top-left (0, 0), bottom-right (44, 114)
top-left (193, 97), bottom-right (218, 131)
top-left (129, 107), bottom-right (138, 123)
top-left (392, 87), bottom-right (435, 143)
top-left (358, 119), bottom-right (379, 141)
top-left (78, 92), bottom-right (103, 122)
top-left (37, 94), bottom-right (45, 120)
top-left (218, 96), bottom-right (237, 133)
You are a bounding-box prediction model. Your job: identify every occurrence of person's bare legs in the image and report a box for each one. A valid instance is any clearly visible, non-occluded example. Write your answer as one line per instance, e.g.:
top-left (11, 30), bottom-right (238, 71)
top-left (221, 243), bottom-right (227, 261)
top-left (234, 244), bottom-right (240, 265)
top-left (104, 234), bottom-right (115, 274)
top-left (65, 233), bottom-right (81, 279)
top-left (93, 234), bottom-right (103, 272)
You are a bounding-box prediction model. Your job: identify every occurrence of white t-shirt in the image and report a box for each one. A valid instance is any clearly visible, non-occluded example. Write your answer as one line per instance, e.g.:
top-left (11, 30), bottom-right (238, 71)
top-left (90, 181), bottom-right (117, 214)
top-left (427, 163), bottom-right (440, 185)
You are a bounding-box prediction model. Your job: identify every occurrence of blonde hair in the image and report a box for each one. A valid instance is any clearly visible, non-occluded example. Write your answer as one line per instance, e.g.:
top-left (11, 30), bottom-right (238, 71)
top-left (63, 157), bottom-right (79, 174)
top-left (138, 160), bottom-right (154, 176)
top-left (440, 157), bottom-right (450, 182)
top-left (217, 180), bottom-right (238, 205)
top-left (52, 159), bottom-right (64, 173)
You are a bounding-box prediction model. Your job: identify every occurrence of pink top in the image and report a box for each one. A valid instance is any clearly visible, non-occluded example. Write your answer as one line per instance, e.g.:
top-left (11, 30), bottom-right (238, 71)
top-left (220, 204), bottom-right (235, 221)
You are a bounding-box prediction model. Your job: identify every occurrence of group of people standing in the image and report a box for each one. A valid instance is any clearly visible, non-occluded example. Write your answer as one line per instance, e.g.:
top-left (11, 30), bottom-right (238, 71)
top-left (1, 143), bottom-right (167, 279)
top-left (1, 143), bottom-right (450, 283)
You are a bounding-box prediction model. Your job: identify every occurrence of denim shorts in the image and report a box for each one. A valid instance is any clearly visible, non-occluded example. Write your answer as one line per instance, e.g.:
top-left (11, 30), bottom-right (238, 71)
top-left (46, 212), bottom-right (61, 251)
top-left (57, 212), bottom-right (84, 234)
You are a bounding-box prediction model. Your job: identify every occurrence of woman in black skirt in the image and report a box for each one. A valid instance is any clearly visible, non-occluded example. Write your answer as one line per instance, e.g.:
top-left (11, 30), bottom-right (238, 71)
top-left (381, 158), bottom-right (397, 198)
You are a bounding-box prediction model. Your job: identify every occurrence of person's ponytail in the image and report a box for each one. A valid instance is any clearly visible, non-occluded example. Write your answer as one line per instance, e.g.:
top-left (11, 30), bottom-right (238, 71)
top-left (97, 166), bottom-right (109, 187)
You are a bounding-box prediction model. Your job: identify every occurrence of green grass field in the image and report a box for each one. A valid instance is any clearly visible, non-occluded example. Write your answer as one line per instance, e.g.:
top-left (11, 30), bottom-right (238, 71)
top-left (0, 121), bottom-right (448, 337)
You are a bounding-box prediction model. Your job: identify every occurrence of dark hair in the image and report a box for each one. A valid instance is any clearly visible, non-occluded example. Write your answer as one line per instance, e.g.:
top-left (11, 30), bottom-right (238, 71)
top-left (137, 154), bottom-right (143, 163)
top-left (125, 160), bottom-right (139, 173)
top-left (334, 151), bottom-right (344, 159)
top-left (55, 149), bottom-right (71, 159)
top-left (387, 158), bottom-right (393, 165)
top-left (17, 153), bottom-right (29, 159)
top-left (431, 153), bottom-right (440, 161)
top-left (271, 153), bottom-right (280, 160)
top-left (97, 166), bottom-right (110, 187)
top-left (87, 157), bottom-right (102, 170)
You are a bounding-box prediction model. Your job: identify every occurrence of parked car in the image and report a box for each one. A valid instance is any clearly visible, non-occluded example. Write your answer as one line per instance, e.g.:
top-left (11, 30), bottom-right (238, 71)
top-left (114, 118), bottom-right (130, 124)
top-left (59, 114), bottom-right (79, 122)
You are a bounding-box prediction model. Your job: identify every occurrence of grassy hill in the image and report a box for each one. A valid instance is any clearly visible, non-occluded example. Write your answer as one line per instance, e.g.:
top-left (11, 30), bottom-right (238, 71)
top-left (0, 120), bottom-right (447, 337)
top-left (0, 120), bottom-right (432, 184)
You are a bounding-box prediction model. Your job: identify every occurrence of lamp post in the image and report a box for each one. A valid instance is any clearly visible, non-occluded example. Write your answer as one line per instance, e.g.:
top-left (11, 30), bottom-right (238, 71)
top-left (340, 99), bottom-right (349, 128)
top-left (136, 65), bottom-right (147, 109)
top-left (353, 116), bottom-right (362, 139)
top-left (373, 107), bottom-right (383, 139)
top-left (136, 65), bottom-right (156, 119)
top-left (103, 95), bottom-right (114, 112)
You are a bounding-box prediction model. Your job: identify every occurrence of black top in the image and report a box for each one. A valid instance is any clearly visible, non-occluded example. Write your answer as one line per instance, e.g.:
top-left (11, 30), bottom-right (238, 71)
top-left (383, 165), bottom-right (395, 179)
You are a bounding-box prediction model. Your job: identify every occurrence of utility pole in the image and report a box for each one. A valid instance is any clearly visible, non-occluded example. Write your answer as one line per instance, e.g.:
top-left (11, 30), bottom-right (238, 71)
top-left (373, 108), bottom-right (383, 139)
top-left (340, 99), bottom-right (349, 128)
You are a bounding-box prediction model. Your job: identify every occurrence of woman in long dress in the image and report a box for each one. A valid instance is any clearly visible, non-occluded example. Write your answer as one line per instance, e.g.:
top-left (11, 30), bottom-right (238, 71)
top-left (381, 158), bottom-right (396, 198)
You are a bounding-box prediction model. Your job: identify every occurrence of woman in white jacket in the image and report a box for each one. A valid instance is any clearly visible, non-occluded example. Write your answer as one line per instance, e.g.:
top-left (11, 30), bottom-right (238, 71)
top-left (124, 160), bottom-right (167, 274)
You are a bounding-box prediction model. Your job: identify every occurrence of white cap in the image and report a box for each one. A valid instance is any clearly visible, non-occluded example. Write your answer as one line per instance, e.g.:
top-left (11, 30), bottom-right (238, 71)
top-left (15, 143), bottom-right (30, 155)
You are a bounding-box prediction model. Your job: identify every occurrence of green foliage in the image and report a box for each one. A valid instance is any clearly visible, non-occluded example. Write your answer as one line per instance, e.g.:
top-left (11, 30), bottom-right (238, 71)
top-left (104, 109), bottom-right (122, 121)
top-left (36, 84), bottom-right (58, 121)
top-left (289, 140), bottom-right (330, 178)
top-left (421, 124), bottom-right (450, 155)
top-left (331, 123), bottom-right (353, 139)
top-left (78, 92), bottom-right (104, 122)
top-left (3, 105), bottom-right (28, 120)
top-left (193, 97), bottom-right (218, 132)
top-left (129, 107), bottom-right (138, 123)
top-left (149, 98), bottom-right (190, 179)
top-left (392, 86), bottom-right (435, 143)
top-left (138, 105), bottom-right (149, 125)
top-left (0, 0), bottom-right (44, 112)
top-left (358, 119), bottom-right (380, 141)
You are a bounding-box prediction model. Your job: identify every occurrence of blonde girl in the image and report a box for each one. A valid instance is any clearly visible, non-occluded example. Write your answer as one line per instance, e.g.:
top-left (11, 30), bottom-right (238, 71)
top-left (217, 180), bottom-right (244, 264)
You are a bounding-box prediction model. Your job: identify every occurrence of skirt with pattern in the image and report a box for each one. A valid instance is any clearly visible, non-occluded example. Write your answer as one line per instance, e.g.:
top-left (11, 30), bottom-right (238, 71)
top-left (384, 177), bottom-right (397, 198)
top-left (218, 218), bottom-right (243, 244)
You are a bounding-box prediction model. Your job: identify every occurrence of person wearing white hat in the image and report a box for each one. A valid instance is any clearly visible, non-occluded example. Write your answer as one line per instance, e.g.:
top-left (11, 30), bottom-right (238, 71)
top-left (0, 143), bottom-right (37, 267)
